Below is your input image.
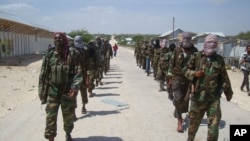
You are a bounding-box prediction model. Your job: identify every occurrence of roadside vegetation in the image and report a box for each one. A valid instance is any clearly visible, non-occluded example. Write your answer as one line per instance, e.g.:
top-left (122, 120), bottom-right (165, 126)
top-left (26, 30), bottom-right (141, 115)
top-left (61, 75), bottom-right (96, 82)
top-left (67, 29), bottom-right (250, 48)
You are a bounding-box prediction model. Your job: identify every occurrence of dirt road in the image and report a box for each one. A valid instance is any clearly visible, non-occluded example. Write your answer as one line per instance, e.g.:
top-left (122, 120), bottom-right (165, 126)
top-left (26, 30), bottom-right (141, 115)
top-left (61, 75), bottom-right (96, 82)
top-left (0, 45), bottom-right (250, 141)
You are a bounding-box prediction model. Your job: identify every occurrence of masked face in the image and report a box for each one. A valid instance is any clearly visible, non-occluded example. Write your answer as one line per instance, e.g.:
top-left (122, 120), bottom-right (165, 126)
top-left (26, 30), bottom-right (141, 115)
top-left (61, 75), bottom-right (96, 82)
top-left (181, 32), bottom-right (192, 48)
top-left (54, 33), bottom-right (66, 49)
top-left (203, 34), bottom-right (218, 56)
top-left (74, 36), bottom-right (84, 48)
top-left (182, 37), bottom-right (192, 48)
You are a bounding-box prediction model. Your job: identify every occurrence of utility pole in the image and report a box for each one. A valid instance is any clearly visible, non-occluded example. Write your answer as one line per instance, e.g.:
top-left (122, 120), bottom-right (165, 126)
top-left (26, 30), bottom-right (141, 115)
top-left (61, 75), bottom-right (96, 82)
top-left (173, 17), bottom-right (175, 42)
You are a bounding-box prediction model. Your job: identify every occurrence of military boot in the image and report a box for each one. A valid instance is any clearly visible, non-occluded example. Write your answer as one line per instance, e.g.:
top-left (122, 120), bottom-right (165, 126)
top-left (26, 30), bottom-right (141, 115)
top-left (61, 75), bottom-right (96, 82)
top-left (73, 109), bottom-right (77, 122)
top-left (82, 104), bottom-right (87, 114)
top-left (89, 91), bottom-right (94, 98)
top-left (177, 119), bottom-right (183, 132)
top-left (95, 79), bottom-right (98, 87)
top-left (66, 133), bottom-right (72, 141)
top-left (159, 80), bottom-right (165, 91)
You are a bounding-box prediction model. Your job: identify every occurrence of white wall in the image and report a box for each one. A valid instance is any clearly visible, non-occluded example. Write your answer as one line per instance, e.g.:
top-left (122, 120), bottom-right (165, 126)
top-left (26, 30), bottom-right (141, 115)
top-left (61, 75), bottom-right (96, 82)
top-left (0, 31), bottom-right (53, 58)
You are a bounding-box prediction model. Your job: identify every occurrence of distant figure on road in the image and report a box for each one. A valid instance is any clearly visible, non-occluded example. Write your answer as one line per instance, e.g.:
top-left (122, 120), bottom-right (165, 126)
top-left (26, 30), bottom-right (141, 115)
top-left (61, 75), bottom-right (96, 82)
top-left (113, 43), bottom-right (118, 57)
top-left (239, 43), bottom-right (250, 95)
top-left (185, 34), bottom-right (233, 141)
top-left (38, 32), bottom-right (83, 141)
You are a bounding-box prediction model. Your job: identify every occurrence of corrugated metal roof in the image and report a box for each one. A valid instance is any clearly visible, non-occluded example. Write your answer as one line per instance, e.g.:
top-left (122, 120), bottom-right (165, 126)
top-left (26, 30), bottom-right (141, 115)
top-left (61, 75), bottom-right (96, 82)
top-left (192, 32), bottom-right (225, 40)
top-left (0, 11), bottom-right (53, 32)
top-left (159, 28), bottom-right (183, 37)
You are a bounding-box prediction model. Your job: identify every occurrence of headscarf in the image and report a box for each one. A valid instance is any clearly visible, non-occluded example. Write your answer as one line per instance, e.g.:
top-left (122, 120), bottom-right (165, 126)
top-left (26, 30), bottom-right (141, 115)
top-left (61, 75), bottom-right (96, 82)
top-left (154, 39), bottom-right (160, 48)
top-left (181, 32), bottom-right (193, 48)
top-left (203, 34), bottom-right (218, 56)
top-left (53, 32), bottom-right (69, 61)
top-left (160, 39), bottom-right (168, 48)
top-left (74, 35), bottom-right (84, 48)
top-left (169, 43), bottom-right (176, 52)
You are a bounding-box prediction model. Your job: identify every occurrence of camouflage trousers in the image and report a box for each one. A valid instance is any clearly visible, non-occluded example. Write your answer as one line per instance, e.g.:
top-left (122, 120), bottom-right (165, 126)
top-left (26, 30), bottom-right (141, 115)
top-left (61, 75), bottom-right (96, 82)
top-left (95, 67), bottom-right (103, 81)
top-left (171, 76), bottom-right (189, 119)
top-left (87, 70), bottom-right (95, 91)
top-left (104, 58), bottom-right (111, 73)
top-left (44, 94), bottom-right (75, 139)
top-left (188, 99), bottom-right (221, 141)
top-left (80, 83), bottom-right (88, 104)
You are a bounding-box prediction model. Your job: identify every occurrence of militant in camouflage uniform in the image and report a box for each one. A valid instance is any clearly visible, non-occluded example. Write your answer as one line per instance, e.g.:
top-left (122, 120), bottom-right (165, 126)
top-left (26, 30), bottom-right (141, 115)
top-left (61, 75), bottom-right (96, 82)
top-left (73, 36), bottom-right (88, 115)
top-left (167, 32), bottom-right (198, 132)
top-left (156, 42), bottom-right (169, 91)
top-left (164, 43), bottom-right (176, 100)
top-left (140, 40), bottom-right (148, 70)
top-left (94, 36), bottom-right (104, 86)
top-left (86, 40), bottom-right (98, 98)
top-left (145, 39), bottom-right (154, 76)
top-left (38, 32), bottom-right (83, 141)
top-left (185, 34), bottom-right (233, 141)
top-left (151, 39), bottom-right (161, 80)
top-left (103, 38), bottom-right (113, 74)
top-left (134, 42), bottom-right (141, 66)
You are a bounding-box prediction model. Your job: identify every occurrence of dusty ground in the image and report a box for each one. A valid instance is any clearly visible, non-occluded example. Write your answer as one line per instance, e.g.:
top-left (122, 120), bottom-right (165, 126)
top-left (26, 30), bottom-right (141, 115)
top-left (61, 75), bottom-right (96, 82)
top-left (0, 54), bottom-right (43, 118)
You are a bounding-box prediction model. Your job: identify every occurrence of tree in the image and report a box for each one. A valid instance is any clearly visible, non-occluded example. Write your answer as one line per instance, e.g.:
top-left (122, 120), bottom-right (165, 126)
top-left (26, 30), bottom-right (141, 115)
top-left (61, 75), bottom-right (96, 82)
top-left (67, 29), bottom-right (94, 44)
top-left (236, 31), bottom-right (250, 40)
top-left (132, 34), bottom-right (144, 44)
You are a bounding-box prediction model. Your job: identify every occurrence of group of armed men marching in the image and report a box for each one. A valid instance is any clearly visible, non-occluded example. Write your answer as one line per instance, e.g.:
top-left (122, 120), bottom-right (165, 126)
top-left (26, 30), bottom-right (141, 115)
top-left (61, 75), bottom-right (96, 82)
top-left (38, 32), bottom-right (114, 141)
top-left (134, 32), bottom-right (234, 141)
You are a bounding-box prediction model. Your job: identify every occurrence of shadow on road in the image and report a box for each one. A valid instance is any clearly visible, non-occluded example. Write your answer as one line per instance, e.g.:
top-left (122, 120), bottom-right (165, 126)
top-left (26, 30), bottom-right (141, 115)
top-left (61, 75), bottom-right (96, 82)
top-left (74, 136), bottom-right (124, 141)
top-left (77, 110), bottom-right (121, 119)
top-left (93, 93), bottom-right (120, 97)
top-left (200, 118), bottom-right (226, 129)
top-left (95, 86), bottom-right (119, 89)
top-left (181, 115), bottom-right (227, 133)
top-left (103, 77), bottom-right (122, 79)
top-left (103, 81), bottom-right (123, 85)
top-left (105, 73), bottom-right (123, 76)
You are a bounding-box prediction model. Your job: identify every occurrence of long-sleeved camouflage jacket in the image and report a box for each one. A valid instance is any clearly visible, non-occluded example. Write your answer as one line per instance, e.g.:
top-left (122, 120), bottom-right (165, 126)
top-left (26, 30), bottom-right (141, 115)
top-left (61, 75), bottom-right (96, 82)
top-left (38, 47), bottom-right (83, 99)
top-left (167, 46), bottom-right (198, 77)
top-left (184, 51), bottom-right (233, 101)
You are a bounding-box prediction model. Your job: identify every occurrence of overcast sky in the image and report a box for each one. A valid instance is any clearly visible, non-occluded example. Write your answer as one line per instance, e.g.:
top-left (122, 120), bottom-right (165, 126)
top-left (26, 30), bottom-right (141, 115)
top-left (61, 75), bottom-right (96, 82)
top-left (0, 0), bottom-right (249, 36)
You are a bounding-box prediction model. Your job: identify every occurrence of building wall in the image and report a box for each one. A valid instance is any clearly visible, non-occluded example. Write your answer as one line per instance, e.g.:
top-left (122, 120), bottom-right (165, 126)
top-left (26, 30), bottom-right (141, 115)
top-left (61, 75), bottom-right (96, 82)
top-left (0, 31), bottom-right (53, 58)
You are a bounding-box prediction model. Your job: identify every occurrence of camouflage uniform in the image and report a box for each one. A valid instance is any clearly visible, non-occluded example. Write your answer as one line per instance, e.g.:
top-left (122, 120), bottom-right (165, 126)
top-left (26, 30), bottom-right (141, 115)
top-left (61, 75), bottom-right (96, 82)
top-left (167, 41), bottom-right (198, 132)
top-left (38, 45), bottom-right (83, 140)
top-left (103, 39), bottom-right (113, 74)
top-left (185, 34), bottom-right (233, 141)
top-left (140, 40), bottom-right (148, 70)
top-left (134, 42), bottom-right (141, 66)
top-left (185, 51), bottom-right (233, 141)
top-left (95, 37), bottom-right (104, 86)
top-left (73, 36), bottom-right (89, 115)
top-left (164, 43), bottom-right (176, 100)
top-left (86, 41), bottom-right (98, 97)
top-left (152, 41), bottom-right (161, 79)
top-left (156, 47), bottom-right (169, 91)
top-left (145, 41), bottom-right (154, 76)
top-left (137, 41), bottom-right (144, 68)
